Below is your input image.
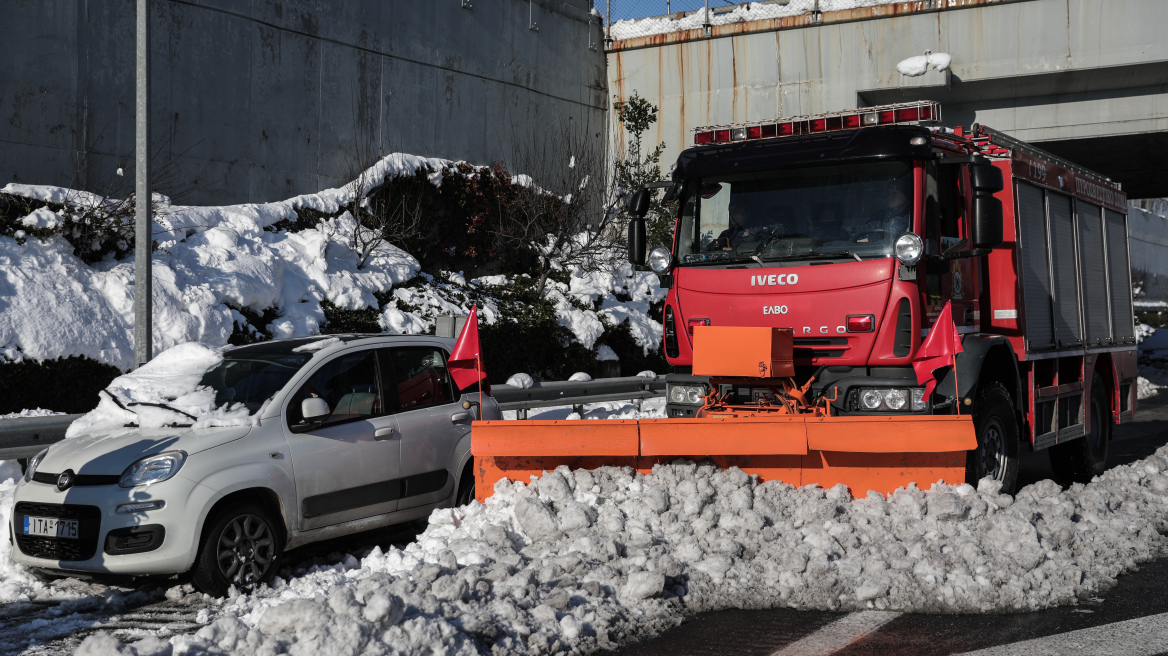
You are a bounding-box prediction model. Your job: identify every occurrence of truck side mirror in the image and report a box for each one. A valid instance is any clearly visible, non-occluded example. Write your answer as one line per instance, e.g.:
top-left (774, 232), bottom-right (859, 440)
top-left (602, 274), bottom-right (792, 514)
top-left (626, 188), bottom-right (651, 218)
top-left (628, 217), bottom-right (647, 265)
top-left (969, 162), bottom-right (1004, 249)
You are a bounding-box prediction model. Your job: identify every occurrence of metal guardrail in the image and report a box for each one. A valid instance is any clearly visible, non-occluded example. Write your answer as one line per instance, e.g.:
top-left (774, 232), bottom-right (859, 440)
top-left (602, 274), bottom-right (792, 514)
top-left (0, 414), bottom-right (84, 460)
top-left (492, 375), bottom-right (666, 418)
top-left (0, 377), bottom-right (666, 460)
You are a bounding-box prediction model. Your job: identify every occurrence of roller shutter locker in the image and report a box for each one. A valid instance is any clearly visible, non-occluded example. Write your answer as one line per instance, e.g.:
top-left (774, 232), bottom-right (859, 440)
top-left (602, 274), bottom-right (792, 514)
top-left (1048, 193), bottom-right (1082, 346)
top-left (1105, 209), bottom-right (1135, 343)
top-left (1077, 201), bottom-right (1110, 345)
top-left (1016, 182), bottom-right (1054, 349)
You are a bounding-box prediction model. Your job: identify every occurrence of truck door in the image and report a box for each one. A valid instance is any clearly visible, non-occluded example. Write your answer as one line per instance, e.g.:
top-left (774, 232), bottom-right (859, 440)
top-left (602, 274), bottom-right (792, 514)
top-left (925, 162), bottom-right (980, 331)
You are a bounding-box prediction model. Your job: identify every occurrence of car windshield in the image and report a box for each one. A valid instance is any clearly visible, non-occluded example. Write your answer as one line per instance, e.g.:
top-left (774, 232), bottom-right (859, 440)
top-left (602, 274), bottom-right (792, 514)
top-left (676, 161), bottom-right (914, 266)
top-left (197, 354), bottom-right (312, 414)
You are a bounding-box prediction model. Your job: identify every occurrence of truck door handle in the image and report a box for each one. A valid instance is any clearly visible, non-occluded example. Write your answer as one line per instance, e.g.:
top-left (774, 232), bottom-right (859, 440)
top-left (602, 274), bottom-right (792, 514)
top-left (374, 427), bottom-right (398, 440)
top-left (450, 412), bottom-right (470, 423)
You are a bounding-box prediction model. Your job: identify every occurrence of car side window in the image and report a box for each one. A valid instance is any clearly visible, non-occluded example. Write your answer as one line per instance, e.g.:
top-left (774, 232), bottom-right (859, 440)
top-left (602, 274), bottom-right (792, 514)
top-left (386, 347), bottom-right (456, 410)
top-left (286, 350), bottom-right (383, 427)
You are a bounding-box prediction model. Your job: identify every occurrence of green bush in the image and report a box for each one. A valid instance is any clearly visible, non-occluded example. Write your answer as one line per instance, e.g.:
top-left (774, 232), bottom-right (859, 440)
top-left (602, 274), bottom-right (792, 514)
top-left (0, 356), bottom-right (123, 415)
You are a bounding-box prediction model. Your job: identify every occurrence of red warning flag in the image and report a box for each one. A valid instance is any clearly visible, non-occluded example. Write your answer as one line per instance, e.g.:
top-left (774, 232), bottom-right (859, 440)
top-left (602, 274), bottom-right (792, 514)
top-left (912, 301), bottom-right (964, 398)
top-left (448, 305), bottom-right (488, 392)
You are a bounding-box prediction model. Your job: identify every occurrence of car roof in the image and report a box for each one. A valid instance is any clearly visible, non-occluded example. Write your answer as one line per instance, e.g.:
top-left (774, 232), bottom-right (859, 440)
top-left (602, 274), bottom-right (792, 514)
top-left (224, 333), bottom-right (454, 358)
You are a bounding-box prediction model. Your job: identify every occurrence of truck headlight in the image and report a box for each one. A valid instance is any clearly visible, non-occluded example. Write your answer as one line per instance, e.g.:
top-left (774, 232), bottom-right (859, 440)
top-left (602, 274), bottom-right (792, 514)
top-left (668, 384), bottom-right (708, 405)
top-left (24, 448), bottom-right (48, 483)
top-left (648, 246), bottom-right (674, 274)
top-left (853, 388), bottom-right (926, 412)
top-left (894, 233), bottom-right (923, 265)
top-left (119, 451), bottom-right (186, 488)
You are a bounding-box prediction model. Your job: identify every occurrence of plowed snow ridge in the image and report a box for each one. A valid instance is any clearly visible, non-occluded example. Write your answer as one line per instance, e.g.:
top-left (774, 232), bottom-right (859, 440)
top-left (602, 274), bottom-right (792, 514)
top-left (41, 445), bottom-right (1168, 655)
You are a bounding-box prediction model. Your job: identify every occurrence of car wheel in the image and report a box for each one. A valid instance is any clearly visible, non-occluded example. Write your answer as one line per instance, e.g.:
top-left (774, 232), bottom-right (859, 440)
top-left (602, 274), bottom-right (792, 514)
top-left (966, 381), bottom-right (1020, 494)
top-left (1050, 373), bottom-right (1110, 484)
top-left (192, 504), bottom-right (282, 597)
top-left (455, 462), bottom-right (475, 507)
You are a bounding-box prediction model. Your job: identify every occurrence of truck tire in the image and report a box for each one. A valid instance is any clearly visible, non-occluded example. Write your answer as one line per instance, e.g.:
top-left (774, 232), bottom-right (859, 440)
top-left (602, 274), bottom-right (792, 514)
top-left (192, 504), bottom-right (282, 597)
top-left (966, 381), bottom-right (1020, 494)
top-left (1049, 373), bottom-right (1110, 484)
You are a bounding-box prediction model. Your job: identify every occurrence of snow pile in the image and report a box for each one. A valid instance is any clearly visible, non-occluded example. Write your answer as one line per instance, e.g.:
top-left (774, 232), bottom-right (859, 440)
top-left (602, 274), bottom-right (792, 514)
top-left (136, 449), bottom-right (1168, 655)
top-left (0, 408), bottom-right (64, 419)
top-left (610, 0), bottom-right (910, 40)
top-left (0, 153), bottom-right (664, 374)
top-left (896, 51), bottom-right (952, 77)
top-left (63, 343), bottom-right (245, 436)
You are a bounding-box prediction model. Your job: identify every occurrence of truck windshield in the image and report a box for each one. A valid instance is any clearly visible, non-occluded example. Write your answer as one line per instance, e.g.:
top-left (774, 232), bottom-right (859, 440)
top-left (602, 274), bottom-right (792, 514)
top-left (198, 354), bottom-right (312, 414)
top-left (676, 161), bottom-right (913, 265)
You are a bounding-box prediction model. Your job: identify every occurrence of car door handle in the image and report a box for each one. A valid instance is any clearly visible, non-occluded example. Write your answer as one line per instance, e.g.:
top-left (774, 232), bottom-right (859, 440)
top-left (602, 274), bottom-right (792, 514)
top-left (374, 427), bottom-right (398, 440)
top-left (450, 412), bottom-right (470, 423)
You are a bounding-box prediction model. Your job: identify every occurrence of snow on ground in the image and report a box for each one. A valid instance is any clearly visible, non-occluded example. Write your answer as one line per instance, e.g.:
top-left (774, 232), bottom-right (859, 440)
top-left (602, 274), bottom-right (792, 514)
top-left (77, 444), bottom-right (1167, 656)
top-left (0, 154), bottom-right (663, 375)
top-left (611, 0), bottom-right (911, 41)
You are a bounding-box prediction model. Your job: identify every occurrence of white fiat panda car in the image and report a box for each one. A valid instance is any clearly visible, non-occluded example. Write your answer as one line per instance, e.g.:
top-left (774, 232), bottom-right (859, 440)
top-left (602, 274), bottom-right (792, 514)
top-left (10, 335), bottom-right (499, 595)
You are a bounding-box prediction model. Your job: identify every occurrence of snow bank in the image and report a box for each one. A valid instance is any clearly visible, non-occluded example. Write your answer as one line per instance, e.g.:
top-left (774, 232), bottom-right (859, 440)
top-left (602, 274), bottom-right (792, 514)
top-left (611, 1), bottom-right (910, 41)
top-left (0, 408), bottom-right (64, 419)
top-left (0, 154), bottom-right (664, 374)
top-left (143, 446), bottom-right (1168, 655)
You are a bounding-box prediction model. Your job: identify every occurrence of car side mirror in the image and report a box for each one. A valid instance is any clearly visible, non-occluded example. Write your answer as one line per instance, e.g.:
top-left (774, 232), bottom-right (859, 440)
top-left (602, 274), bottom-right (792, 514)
top-left (301, 397), bottom-right (330, 421)
top-left (969, 162), bottom-right (1004, 249)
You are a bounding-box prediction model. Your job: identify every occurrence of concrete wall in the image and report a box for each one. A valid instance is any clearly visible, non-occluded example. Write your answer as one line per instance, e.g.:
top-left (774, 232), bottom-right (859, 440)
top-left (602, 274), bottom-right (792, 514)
top-left (607, 0), bottom-right (1168, 197)
top-left (1, 0), bottom-right (607, 205)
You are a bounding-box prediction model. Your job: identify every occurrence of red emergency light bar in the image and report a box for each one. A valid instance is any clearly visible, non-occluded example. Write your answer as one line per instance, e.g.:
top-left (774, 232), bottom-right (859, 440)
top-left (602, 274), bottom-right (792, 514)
top-left (692, 101), bottom-right (941, 146)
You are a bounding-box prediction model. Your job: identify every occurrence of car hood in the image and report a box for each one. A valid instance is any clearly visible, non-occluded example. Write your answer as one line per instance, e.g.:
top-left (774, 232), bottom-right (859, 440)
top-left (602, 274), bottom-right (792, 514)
top-left (36, 424), bottom-right (254, 477)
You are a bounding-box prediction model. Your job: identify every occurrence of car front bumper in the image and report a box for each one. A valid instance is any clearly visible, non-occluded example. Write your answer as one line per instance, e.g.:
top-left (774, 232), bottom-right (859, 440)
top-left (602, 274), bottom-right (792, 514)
top-left (9, 474), bottom-right (212, 575)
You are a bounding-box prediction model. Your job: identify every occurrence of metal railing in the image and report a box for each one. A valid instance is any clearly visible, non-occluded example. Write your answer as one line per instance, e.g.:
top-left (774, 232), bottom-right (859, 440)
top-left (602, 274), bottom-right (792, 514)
top-left (0, 415), bottom-right (84, 460)
top-left (0, 377), bottom-right (666, 459)
top-left (493, 375), bottom-right (665, 418)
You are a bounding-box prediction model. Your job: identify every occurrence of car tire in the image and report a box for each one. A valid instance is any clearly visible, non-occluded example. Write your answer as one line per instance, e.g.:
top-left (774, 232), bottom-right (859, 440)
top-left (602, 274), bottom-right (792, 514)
top-left (455, 461), bottom-right (475, 507)
top-left (1049, 373), bottom-right (1110, 484)
top-left (966, 381), bottom-right (1020, 494)
top-left (191, 504), bottom-right (282, 597)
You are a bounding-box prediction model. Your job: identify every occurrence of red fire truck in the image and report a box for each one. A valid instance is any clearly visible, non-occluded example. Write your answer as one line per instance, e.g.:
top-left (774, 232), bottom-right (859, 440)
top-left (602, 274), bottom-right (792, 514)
top-left (626, 101), bottom-right (1138, 493)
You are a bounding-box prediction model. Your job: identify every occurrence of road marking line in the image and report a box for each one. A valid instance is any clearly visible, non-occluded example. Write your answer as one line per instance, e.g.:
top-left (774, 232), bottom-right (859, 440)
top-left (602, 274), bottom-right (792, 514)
top-left (954, 611), bottom-right (1168, 656)
top-left (770, 610), bottom-right (902, 656)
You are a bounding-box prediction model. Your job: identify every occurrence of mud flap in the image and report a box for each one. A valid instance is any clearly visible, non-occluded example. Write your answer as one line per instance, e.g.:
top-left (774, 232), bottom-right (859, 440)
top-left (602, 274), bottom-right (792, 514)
top-left (471, 415), bottom-right (977, 502)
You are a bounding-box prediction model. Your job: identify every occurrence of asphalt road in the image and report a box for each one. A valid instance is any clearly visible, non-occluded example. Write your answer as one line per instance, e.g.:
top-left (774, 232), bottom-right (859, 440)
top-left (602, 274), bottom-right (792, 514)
top-left (615, 392), bottom-right (1168, 656)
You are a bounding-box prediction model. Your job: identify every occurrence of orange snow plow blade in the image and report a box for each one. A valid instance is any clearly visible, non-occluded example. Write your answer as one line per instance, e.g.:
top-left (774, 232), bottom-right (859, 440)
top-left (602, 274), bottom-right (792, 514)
top-left (473, 326), bottom-right (976, 501)
top-left (472, 415), bottom-right (975, 502)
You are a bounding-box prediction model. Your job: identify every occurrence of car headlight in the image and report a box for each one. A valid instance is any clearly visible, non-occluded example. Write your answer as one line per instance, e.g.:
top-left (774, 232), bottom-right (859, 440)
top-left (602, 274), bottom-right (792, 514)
top-left (648, 246), bottom-right (674, 275)
top-left (668, 384), bottom-right (708, 405)
top-left (894, 232), bottom-right (923, 265)
top-left (119, 451), bottom-right (187, 488)
top-left (852, 388), bottom-right (927, 412)
top-left (24, 448), bottom-right (48, 483)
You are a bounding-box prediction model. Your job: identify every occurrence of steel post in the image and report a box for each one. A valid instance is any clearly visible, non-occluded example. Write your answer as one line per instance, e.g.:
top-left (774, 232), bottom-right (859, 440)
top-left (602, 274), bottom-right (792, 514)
top-left (134, 0), bottom-right (152, 368)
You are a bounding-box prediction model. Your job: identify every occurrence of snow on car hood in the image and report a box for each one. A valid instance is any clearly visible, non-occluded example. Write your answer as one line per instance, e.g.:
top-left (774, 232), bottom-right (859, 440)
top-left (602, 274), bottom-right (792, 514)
top-left (37, 424), bottom-right (253, 477)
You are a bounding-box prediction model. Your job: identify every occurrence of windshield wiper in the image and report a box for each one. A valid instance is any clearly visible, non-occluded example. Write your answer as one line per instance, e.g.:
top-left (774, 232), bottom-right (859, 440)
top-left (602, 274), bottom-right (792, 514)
top-left (761, 250), bottom-right (864, 263)
top-left (127, 401), bottom-right (198, 425)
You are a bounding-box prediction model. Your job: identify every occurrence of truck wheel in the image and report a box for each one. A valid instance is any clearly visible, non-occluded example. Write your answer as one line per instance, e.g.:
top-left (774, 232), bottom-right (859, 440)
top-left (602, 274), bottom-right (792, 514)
top-left (1049, 373), bottom-right (1110, 484)
top-left (966, 381), bottom-right (1020, 494)
top-left (192, 504), bottom-right (282, 597)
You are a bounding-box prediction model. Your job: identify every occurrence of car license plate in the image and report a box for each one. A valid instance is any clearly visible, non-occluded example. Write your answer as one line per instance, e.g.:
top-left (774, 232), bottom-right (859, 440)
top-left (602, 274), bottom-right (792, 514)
top-left (23, 516), bottom-right (79, 539)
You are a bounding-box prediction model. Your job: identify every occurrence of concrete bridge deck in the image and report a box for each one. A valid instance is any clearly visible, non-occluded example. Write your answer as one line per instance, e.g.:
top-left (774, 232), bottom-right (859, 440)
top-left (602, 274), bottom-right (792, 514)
top-left (607, 0), bottom-right (1168, 198)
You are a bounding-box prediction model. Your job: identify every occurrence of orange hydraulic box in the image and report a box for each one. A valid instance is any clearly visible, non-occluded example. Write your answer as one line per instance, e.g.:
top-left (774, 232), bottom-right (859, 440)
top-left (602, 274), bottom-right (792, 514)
top-left (692, 326), bottom-right (794, 378)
